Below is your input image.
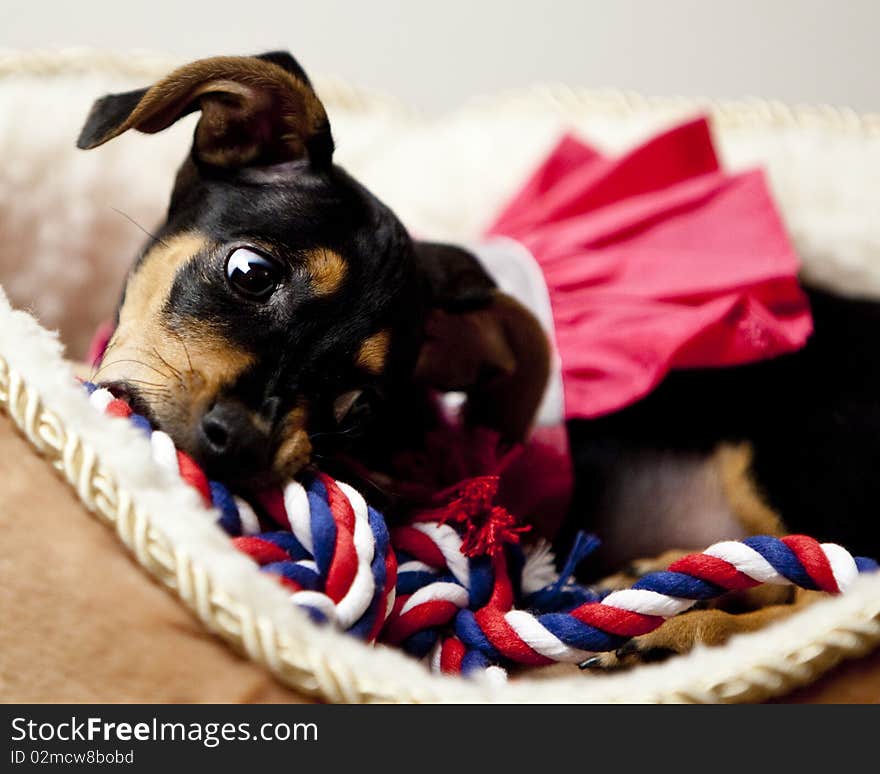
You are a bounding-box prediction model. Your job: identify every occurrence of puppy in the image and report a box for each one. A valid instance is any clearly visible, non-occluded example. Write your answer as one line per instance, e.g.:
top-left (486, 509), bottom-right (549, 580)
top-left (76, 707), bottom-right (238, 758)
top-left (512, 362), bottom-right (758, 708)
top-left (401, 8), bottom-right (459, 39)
top-left (80, 53), bottom-right (547, 492)
top-left (79, 52), bottom-right (880, 664)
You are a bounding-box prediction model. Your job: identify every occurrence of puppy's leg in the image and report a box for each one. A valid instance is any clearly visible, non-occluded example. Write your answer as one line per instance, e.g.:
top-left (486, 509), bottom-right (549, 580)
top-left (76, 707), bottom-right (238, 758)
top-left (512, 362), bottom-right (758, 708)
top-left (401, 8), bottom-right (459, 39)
top-left (584, 604), bottom-right (799, 668)
top-left (583, 589), bottom-right (816, 669)
top-left (589, 553), bottom-right (797, 669)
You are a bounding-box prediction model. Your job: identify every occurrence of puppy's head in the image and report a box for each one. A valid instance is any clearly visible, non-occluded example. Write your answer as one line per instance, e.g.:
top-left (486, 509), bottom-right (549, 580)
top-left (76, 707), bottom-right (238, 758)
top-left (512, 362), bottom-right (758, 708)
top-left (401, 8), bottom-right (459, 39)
top-left (80, 53), bottom-right (420, 486)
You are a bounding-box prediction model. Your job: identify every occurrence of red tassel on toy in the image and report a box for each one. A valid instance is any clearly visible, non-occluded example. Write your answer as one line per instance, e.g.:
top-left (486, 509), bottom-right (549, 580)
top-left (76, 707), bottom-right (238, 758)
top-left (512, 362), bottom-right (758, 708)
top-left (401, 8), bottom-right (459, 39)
top-left (415, 475), bottom-right (529, 557)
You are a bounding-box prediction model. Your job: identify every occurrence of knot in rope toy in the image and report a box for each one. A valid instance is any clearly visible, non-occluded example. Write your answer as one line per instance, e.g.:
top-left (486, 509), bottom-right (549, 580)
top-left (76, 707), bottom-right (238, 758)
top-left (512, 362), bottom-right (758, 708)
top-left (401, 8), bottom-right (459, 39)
top-left (231, 478), bottom-right (397, 638)
top-left (84, 382), bottom-right (879, 678)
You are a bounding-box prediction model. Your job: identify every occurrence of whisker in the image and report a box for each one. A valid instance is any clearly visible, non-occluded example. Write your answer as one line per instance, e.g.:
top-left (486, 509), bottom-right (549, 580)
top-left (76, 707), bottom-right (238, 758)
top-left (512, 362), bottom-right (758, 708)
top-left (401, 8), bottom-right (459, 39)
top-left (166, 327), bottom-right (196, 377)
top-left (351, 471), bottom-right (391, 500)
top-left (111, 207), bottom-right (168, 248)
top-left (123, 379), bottom-right (170, 391)
top-left (308, 424), bottom-right (361, 442)
top-left (89, 336), bottom-right (121, 381)
top-left (150, 345), bottom-right (185, 386)
top-left (112, 378), bottom-right (167, 390)
top-left (180, 334), bottom-right (194, 374)
top-left (93, 358), bottom-right (171, 383)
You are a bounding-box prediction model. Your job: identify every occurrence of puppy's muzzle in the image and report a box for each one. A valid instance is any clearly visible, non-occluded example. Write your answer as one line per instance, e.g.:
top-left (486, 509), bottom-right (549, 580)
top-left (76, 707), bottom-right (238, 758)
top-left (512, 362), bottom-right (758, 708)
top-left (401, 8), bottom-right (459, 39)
top-left (196, 398), bottom-right (271, 482)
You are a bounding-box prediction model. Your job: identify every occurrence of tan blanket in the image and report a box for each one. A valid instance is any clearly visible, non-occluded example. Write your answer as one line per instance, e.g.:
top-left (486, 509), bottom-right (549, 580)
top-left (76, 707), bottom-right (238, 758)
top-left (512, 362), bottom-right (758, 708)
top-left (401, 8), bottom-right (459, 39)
top-left (0, 412), bottom-right (308, 703)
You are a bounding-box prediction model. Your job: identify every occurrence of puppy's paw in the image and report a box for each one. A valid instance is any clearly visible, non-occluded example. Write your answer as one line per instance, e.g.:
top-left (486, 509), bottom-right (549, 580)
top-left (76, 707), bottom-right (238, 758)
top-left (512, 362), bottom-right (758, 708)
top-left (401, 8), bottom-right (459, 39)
top-left (580, 605), bottom-right (797, 671)
top-left (580, 610), bottom-right (738, 670)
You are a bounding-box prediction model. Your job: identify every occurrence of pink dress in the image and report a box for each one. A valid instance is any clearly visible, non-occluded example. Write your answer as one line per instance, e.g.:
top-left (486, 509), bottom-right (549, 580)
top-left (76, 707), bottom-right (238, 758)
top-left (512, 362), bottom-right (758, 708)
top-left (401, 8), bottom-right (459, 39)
top-left (476, 116), bottom-right (812, 424)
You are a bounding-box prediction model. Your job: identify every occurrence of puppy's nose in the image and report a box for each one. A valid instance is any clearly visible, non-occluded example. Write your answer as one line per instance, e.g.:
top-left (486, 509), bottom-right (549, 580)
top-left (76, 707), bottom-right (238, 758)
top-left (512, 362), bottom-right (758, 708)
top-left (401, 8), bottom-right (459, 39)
top-left (196, 400), bottom-right (268, 479)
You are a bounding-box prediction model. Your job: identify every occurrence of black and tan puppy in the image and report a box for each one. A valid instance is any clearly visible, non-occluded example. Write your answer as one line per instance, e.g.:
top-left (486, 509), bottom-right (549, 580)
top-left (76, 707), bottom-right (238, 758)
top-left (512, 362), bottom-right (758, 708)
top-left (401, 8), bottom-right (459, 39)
top-left (80, 53), bottom-right (547, 490)
top-left (79, 52), bottom-right (880, 664)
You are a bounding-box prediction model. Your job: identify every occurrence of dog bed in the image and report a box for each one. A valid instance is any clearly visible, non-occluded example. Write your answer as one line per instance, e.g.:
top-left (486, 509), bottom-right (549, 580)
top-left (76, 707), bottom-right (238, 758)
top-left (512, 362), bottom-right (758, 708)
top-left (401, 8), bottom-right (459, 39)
top-left (1, 48), bottom-right (879, 703)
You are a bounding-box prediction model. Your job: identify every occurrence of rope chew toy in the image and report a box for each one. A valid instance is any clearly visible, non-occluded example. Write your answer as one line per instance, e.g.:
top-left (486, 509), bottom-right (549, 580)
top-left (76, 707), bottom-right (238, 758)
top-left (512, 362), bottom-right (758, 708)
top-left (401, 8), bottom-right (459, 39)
top-left (435, 534), bottom-right (877, 673)
top-left (85, 383), bottom-right (879, 678)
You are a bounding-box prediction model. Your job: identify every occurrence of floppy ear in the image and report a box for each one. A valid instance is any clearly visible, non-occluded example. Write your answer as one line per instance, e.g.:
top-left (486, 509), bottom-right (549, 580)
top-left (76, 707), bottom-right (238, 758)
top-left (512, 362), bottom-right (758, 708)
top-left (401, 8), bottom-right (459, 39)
top-left (413, 242), bottom-right (551, 443)
top-left (76, 51), bottom-right (333, 168)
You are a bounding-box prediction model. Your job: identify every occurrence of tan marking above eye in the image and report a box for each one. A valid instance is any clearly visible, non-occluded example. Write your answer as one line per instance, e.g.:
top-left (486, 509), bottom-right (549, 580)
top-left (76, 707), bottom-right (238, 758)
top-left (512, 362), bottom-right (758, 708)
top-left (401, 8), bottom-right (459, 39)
top-left (306, 248), bottom-right (347, 296)
top-left (356, 330), bottom-right (391, 375)
top-left (117, 231), bottom-right (211, 326)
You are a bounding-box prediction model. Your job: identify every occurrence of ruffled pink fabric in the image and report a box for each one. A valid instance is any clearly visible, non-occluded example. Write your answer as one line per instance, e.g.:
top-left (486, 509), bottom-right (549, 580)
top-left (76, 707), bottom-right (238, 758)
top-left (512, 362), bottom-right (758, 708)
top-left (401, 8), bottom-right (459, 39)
top-left (487, 116), bottom-right (812, 420)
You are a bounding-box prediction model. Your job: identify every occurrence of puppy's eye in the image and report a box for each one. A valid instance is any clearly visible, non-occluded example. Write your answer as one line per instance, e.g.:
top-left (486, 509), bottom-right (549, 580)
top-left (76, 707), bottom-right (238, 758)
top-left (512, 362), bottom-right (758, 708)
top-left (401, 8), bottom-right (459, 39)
top-left (225, 248), bottom-right (282, 300)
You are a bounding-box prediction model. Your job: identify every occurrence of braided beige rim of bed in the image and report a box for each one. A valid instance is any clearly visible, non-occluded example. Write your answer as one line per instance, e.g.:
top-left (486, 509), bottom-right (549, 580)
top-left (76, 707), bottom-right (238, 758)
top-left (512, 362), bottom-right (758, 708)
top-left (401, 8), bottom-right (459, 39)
top-left (1, 48), bottom-right (880, 703)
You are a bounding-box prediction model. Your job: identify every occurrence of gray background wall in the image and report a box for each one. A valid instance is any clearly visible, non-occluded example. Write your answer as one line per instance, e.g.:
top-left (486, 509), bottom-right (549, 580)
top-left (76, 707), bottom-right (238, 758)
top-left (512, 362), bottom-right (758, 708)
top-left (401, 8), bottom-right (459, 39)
top-left (3, 0), bottom-right (878, 112)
